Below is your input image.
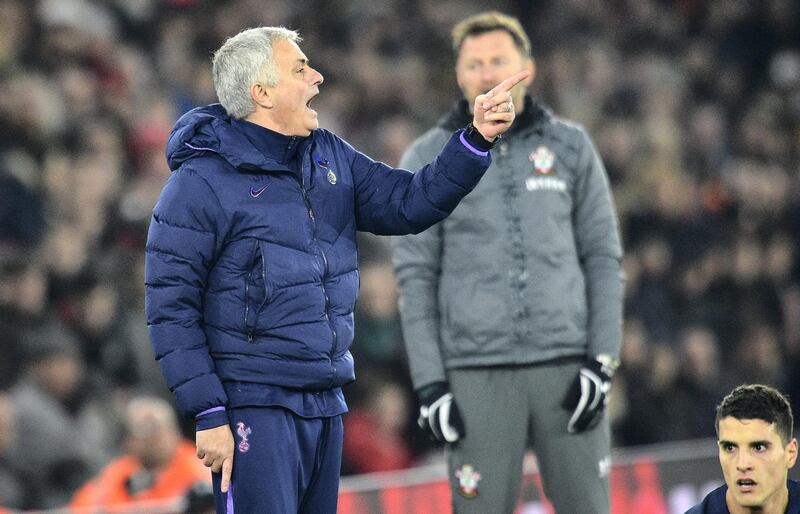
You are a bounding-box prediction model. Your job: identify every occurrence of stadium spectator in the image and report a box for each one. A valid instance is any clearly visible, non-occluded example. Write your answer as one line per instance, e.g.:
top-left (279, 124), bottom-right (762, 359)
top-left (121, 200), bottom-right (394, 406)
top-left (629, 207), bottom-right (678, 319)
top-left (69, 396), bottom-right (208, 510)
top-left (342, 373), bottom-right (414, 474)
top-left (183, 480), bottom-right (216, 514)
top-left (7, 323), bottom-right (114, 508)
top-left (350, 258), bottom-right (405, 367)
top-left (0, 257), bottom-right (47, 389)
top-left (0, 390), bottom-right (31, 510)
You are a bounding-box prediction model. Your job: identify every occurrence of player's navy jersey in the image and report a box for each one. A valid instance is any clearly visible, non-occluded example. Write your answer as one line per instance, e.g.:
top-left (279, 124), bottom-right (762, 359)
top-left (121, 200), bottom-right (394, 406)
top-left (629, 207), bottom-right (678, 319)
top-left (685, 479), bottom-right (800, 513)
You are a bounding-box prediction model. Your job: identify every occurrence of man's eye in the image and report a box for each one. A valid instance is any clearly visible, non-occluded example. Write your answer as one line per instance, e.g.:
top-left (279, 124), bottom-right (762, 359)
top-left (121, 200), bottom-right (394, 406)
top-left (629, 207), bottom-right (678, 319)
top-left (723, 444), bottom-right (735, 452)
top-left (754, 443), bottom-right (767, 452)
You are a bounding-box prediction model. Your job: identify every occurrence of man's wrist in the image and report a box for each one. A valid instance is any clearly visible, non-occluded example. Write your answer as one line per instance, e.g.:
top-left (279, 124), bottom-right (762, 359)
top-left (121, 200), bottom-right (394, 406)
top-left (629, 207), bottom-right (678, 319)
top-left (463, 122), bottom-right (497, 151)
top-left (593, 354), bottom-right (619, 377)
top-left (417, 381), bottom-right (449, 405)
top-left (195, 406), bottom-right (229, 431)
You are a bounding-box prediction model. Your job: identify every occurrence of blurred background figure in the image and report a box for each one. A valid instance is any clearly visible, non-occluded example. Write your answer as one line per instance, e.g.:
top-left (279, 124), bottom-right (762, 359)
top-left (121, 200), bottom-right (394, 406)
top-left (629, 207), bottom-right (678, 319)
top-left (69, 396), bottom-right (208, 509)
top-left (392, 11), bottom-right (622, 514)
top-left (183, 480), bottom-right (215, 514)
top-left (342, 370), bottom-right (414, 475)
top-left (672, 325), bottom-right (728, 440)
top-left (350, 236), bottom-right (406, 368)
top-left (0, 257), bottom-right (48, 390)
top-left (0, 390), bottom-right (31, 511)
top-left (6, 323), bottom-right (113, 508)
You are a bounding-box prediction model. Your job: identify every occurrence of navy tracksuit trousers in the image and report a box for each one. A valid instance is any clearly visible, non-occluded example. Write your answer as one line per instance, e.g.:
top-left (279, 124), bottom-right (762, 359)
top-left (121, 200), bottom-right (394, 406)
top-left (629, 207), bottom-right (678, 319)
top-left (212, 406), bottom-right (343, 514)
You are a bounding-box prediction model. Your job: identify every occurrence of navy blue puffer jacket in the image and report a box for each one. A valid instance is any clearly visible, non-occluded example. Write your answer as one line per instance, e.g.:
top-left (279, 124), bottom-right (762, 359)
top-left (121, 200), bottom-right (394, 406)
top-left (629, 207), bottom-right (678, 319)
top-left (144, 104), bottom-right (490, 419)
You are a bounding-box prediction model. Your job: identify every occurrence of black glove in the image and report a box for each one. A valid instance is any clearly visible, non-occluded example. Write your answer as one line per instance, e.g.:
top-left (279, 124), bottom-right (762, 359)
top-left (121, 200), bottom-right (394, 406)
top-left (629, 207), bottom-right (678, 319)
top-left (562, 358), bottom-right (613, 434)
top-left (416, 381), bottom-right (465, 443)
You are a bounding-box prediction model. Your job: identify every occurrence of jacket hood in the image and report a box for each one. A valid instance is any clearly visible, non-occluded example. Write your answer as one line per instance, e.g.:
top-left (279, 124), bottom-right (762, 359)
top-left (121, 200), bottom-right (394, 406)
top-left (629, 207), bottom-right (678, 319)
top-left (437, 95), bottom-right (551, 136)
top-left (166, 103), bottom-right (283, 172)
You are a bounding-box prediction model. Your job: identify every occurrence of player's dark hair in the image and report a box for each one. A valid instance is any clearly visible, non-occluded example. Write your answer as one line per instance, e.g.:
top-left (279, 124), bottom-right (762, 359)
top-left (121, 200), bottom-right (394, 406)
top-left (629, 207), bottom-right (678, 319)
top-left (716, 384), bottom-right (794, 444)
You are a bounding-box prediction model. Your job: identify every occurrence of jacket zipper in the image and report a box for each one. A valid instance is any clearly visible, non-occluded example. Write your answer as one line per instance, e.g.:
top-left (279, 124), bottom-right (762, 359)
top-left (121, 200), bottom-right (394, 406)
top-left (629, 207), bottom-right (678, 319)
top-left (499, 141), bottom-right (509, 158)
top-left (244, 240), bottom-right (258, 343)
top-left (251, 255), bottom-right (269, 343)
top-left (298, 144), bottom-right (338, 382)
top-left (244, 277), bottom-right (252, 342)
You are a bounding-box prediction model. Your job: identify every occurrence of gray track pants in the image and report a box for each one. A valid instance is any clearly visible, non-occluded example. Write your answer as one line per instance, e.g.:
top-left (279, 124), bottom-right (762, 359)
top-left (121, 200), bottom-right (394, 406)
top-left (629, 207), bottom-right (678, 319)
top-left (446, 360), bottom-right (610, 514)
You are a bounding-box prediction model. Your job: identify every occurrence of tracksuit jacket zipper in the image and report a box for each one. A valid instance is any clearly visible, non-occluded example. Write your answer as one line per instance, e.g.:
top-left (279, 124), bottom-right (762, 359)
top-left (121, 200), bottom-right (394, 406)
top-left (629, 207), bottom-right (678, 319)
top-left (297, 143), bottom-right (338, 384)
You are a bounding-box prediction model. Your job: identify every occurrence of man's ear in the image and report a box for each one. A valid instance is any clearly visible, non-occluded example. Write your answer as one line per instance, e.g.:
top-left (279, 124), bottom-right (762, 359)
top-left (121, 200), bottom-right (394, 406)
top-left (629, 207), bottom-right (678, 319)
top-left (455, 65), bottom-right (465, 96)
top-left (250, 82), bottom-right (273, 109)
top-left (523, 57), bottom-right (536, 87)
top-left (786, 438), bottom-right (798, 468)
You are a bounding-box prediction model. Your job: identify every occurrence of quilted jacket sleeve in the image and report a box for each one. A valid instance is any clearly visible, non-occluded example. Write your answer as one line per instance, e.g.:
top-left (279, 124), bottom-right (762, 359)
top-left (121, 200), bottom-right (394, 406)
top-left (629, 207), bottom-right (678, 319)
top-left (145, 166), bottom-right (229, 422)
top-left (340, 130), bottom-right (491, 235)
top-left (572, 129), bottom-right (624, 360)
top-left (390, 137), bottom-right (448, 390)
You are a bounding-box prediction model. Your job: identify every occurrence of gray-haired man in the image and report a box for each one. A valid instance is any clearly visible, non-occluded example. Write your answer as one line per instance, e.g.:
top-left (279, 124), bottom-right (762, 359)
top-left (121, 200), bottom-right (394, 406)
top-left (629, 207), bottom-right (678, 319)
top-left (145, 25), bottom-right (528, 513)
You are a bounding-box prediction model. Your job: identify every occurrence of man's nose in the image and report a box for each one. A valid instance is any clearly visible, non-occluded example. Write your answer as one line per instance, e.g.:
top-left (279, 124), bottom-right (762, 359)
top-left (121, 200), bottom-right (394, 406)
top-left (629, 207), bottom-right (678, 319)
top-left (311, 67), bottom-right (324, 86)
top-left (736, 451), bottom-right (753, 470)
top-left (480, 66), bottom-right (497, 85)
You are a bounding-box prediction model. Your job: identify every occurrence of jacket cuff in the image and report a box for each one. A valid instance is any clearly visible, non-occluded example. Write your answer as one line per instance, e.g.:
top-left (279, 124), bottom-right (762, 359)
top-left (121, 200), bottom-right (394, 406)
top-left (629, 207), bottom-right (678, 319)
top-left (416, 381), bottom-right (450, 405)
top-left (195, 406), bottom-right (229, 431)
top-left (460, 123), bottom-right (495, 154)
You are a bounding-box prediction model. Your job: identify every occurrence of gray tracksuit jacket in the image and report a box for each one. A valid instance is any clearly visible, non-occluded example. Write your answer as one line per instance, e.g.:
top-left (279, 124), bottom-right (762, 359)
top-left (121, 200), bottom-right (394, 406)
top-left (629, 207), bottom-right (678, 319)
top-left (391, 97), bottom-right (624, 390)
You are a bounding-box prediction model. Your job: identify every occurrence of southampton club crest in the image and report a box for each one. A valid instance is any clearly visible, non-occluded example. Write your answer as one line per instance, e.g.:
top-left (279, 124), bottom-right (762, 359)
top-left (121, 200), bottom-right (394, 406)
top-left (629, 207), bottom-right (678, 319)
top-left (455, 464), bottom-right (482, 498)
top-left (529, 145), bottom-right (556, 174)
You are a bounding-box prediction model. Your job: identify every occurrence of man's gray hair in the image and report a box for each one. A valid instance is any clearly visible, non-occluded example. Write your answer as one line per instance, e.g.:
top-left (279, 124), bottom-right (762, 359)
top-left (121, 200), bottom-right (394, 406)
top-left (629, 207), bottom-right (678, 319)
top-left (212, 26), bottom-right (301, 119)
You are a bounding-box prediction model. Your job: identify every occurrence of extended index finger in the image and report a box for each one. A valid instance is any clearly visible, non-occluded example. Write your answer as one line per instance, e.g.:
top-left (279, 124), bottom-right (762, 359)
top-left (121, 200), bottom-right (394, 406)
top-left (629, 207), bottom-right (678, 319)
top-left (487, 69), bottom-right (531, 96)
top-left (220, 456), bottom-right (233, 493)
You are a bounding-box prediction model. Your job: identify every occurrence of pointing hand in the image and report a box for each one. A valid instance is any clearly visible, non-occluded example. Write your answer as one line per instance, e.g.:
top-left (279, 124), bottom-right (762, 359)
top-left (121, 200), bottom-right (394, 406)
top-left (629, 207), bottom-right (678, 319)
top-left (471, 69), bottom-right (531, 142)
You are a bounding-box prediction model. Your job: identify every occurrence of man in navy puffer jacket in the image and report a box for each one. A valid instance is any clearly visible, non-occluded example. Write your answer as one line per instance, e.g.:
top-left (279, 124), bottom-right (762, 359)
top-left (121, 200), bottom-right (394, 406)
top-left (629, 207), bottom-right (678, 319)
top-left (145, 26), bottom-right (528, 513)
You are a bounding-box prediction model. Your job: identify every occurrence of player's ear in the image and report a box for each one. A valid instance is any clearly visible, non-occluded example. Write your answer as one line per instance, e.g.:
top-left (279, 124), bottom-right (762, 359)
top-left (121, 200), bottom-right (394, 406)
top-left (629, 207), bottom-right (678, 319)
top-left (786, 438), bottom-right (798, 468)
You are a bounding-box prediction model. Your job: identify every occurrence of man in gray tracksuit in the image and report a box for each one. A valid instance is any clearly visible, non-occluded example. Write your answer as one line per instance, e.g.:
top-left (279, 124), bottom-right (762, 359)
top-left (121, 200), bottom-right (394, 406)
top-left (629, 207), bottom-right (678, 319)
top-left (391, 11), bottom-right (623, 514)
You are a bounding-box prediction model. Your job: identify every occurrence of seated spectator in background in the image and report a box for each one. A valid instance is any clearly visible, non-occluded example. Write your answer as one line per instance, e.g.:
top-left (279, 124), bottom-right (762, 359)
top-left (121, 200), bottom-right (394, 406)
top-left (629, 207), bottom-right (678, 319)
top-left (686, 384), bottom-right (799, 514)
top-left (343, 374), bottom-right (414, 474)
top-left (674, 325), bottom-right (730, 440)
top-left (0, 391), bottom-right (31, 510)
top-left (0, 167), bottom-right (46, 250)
top-left (183, 480), bottom-right (216, 514)
top-left (0, 256), bottom-right (48, 389)
top-left (8, 323), bottom-right (112, 508)
top-left (351, 253), bottom-right (405, 366)
top-left (70, 396), bottom-right (208, 510)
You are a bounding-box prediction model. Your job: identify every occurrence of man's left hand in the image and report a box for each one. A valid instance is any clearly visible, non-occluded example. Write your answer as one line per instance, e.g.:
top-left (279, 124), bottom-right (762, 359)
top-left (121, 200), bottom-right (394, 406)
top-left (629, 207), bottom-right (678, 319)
top-left (471, 69), bottom-right (531, 141)
top-left (562, 358), bottom-right (613, 434)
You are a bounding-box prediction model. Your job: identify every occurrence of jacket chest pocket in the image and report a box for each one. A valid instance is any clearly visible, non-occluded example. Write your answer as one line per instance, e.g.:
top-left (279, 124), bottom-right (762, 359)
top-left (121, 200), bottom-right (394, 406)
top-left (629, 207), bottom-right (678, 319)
top-left (244, 240), bottom-right (270, 338)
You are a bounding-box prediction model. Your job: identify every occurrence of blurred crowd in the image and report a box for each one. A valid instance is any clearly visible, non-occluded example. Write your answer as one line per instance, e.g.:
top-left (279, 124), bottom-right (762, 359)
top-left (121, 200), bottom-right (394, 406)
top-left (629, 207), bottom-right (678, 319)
top-left (0, 0), bottom-right (798, 510)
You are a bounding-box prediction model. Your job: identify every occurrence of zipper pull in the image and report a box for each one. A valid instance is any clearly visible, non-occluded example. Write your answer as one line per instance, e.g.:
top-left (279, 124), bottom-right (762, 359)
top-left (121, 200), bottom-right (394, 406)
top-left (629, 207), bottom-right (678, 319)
top-left (247, 331), bottom-right (254, 343)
